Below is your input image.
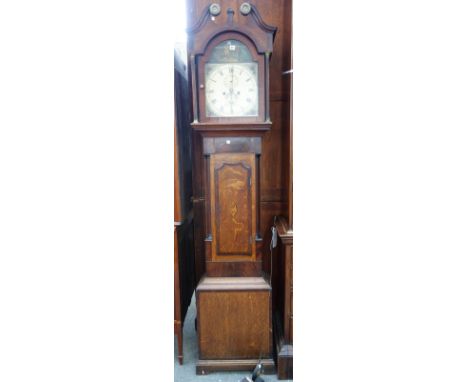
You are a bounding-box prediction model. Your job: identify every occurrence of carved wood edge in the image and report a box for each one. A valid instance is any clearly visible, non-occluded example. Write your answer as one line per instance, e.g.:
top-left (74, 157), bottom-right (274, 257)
top-left (186, 4), bottom-right (211, 35)
top-left (196, 276), bottom-right (271, 291)
top-left (249, 4), bottom-right (277, 37)
top-left (203, 136), bottom-right (262, 155)
top-left (275, 215), bottom-right (293, 244)
top-left (186, 3), bottom-right (277, 46)
top-left (191, 122), bottom-right (271, 132)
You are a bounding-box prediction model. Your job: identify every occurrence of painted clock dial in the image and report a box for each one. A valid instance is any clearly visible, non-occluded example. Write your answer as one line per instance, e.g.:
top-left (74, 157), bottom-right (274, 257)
top-left (204, 40), bottom-right (259, 118)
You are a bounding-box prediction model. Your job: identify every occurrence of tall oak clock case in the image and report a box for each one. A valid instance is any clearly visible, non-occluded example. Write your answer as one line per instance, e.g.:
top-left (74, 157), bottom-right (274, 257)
top-left (187, 2), bottom-right (277, 374)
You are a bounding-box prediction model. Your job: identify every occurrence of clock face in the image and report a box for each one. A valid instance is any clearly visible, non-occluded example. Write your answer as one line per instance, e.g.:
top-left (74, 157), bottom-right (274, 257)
top-left (205, 62), bottom-right (259, 117)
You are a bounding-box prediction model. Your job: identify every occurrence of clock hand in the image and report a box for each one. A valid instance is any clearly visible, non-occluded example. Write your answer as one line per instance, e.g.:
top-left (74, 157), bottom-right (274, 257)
top-left (230, 65), bottom-right (234, 112)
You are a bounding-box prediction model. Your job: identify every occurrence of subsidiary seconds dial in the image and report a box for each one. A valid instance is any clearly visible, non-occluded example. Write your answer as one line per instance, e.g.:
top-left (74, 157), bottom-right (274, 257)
top-left (205, 63), bottom-right (259, 118)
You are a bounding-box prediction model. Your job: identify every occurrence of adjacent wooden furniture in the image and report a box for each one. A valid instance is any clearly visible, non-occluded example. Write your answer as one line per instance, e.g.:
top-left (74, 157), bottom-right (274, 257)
top-left (274, 217), bottom-right (293, 379)
top-left (274, 22), bottom-right (293, 380)
top-left (174, 50), bottom-right (196, 365)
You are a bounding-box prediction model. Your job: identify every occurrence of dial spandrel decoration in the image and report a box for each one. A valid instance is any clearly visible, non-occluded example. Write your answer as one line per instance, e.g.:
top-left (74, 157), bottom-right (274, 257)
top-left (204, 40), bottom-right (259, 118)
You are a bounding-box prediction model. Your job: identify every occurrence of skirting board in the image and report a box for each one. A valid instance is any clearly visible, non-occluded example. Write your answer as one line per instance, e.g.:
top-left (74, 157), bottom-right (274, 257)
top-left (196, 359), bottom-right (275, 375)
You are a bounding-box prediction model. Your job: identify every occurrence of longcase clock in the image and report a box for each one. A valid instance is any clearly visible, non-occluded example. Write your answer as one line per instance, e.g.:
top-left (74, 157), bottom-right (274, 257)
top-left (187, 1), bottom-right (277, 374)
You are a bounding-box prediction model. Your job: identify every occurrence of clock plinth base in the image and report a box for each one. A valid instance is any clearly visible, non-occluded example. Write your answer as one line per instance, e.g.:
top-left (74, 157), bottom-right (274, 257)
top-left (196, 358), bottom-right (275, 375)
top-left (196, 276), bottom-right (272, 371)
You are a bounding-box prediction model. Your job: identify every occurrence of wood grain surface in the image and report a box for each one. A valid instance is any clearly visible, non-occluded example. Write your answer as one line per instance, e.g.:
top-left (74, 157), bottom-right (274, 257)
top-left (197, 277), bottom-right (271, 360)
top-left (210, 153), bottom-right (256, 261)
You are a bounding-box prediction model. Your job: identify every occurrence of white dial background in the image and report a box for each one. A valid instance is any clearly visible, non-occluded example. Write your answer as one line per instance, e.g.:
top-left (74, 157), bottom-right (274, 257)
top-left (205, 63), bottom-right (259, 117)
